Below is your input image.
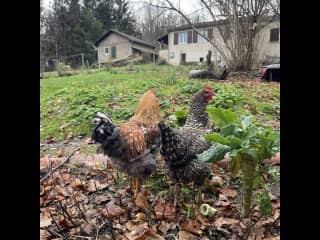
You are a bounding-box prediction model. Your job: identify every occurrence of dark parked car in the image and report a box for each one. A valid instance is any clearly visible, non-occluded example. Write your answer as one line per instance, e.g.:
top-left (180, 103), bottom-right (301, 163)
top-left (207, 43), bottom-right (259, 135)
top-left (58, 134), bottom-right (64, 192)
top-left (257, 64), bottom-right (280, 82)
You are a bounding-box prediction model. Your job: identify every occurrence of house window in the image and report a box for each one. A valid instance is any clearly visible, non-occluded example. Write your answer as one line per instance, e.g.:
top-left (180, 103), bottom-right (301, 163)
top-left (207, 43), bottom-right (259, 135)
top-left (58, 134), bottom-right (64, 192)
top-left (178, 32), bottom-right (188, 44)
top-left (270, 28), bottom-right (279, 42)
top-left (197, 29), bottom-right (208, 43)
top-left (200, 57), bottom-right (204, 62)
top-left (105, 48), bottom-right (109, 54)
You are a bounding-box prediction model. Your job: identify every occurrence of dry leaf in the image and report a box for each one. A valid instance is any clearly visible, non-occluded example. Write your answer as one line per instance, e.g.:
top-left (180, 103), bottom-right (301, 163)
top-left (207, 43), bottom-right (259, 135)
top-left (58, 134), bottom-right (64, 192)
top-left (101, 200), bottom-right (125, 219)
top-left (145, 229), bottom-right (165, 240)
top-left (195, 209), bottom-right (211, 227)
top-left (71, 178), bottom-right (84, 190)
top-left (179, 220), bottom-right (203, 236)
top-left (81, 222), bottom-right (94, 235)
top-left (62, 173), bottom-right (72, 184)
top-left (263, 152), bottom-right (280, 164)
top-left (135, 191), bottom-right (150, 210)
top-left (55, 185), bottom-right (70, 197)
top-left (132, 213), bottom-right (146, 223)
top-left (158, 221), bottom-right (176, 234)
top-left (125, 223), bottom-right (148, 240)
top-left (214, 217), bottom-right (239, 228)
top-left (211, 176), bottom-right (224, 187)
top-left (40, 229), bottom-right (50, 240)
top-left (87, 179), bottom-right (99, 192)
top-left (215, 154), bottom-right (230, 169)
top-left (154, 201), bottom-right (176, 221)
top-left (95, 194), bottom-right (111, 204)
top-left (57, 150), bottom-right (65, 157)
top-left (126, 221), bottom-right (148, 231)
top-left (40, 215), bottom-right (52, 228)
top-left (40, 156), bottom-right (50, 170)
top-left (220, 189), bottom-right (237, 198)
top-left (85, 208), bottom-right (98, 219)
top-left (215, 194), bottom-right (231, 207)
top-left (178, 230), bottom-right (198, 240)
top-left (264, 237), bottom-right (280, 240)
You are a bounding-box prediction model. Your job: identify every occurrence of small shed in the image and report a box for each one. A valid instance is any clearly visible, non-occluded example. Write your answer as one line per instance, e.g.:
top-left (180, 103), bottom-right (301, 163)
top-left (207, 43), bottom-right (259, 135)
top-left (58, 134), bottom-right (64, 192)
top-left (94, 29), bottom-right (156, 65)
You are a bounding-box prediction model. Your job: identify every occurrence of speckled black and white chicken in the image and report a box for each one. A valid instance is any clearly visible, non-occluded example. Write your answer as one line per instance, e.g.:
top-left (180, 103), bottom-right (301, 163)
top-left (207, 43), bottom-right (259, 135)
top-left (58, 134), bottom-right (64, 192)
top-left (91, 88), bottom-right (162, 197)
top-left (158, 85), bottom-right (214, 206)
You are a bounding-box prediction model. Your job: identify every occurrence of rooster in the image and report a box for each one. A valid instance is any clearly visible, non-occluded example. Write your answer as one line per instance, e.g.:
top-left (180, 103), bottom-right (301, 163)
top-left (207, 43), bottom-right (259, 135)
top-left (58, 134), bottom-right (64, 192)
top-left (159, 85), bottom-right (214, 206)
top-left (92, 88), bottom-right (162, 197)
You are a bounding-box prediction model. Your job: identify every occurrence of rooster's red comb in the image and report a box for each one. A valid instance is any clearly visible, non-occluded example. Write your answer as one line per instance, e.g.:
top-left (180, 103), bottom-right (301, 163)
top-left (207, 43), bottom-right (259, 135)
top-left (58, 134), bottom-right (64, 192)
top-left (204, 85), bottom-right (213, 91)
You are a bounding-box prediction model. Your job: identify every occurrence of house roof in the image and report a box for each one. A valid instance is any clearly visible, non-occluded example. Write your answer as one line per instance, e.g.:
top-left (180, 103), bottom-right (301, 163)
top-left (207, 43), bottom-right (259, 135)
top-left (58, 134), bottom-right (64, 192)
top-left (168, 20), bottom-right (228, 32)
top-left (157, 16), bottom-right (279, 41)
top-left (94, 29), bottom-right (156, 48)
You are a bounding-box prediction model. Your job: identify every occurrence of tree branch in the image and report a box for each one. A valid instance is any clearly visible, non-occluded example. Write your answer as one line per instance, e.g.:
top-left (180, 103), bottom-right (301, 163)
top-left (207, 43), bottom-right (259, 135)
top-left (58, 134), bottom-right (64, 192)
top-left (40, 147), bottom-right (80, 184)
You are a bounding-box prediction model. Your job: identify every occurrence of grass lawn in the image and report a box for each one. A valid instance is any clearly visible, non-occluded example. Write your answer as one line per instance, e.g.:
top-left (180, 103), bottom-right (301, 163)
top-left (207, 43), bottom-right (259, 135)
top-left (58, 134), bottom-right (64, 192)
top-left (40, 63), bottom-right (279, 142)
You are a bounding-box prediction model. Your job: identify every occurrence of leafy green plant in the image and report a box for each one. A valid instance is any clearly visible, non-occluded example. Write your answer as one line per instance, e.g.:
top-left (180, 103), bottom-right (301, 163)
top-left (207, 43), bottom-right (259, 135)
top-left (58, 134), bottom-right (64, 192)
top-left (205, 107), bottom-right (279, 217)
top-left (173, 110), bottom-right (188, 126)
top-left (196, 142), bottom-right (230, 163)
top-left (209, 87), bottom-right (243, 109)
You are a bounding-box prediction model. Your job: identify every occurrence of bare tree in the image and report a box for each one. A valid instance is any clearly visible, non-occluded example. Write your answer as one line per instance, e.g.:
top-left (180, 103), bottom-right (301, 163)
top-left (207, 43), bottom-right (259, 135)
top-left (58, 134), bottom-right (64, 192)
top-left (137, 0), bottom-right (180, 46)
top-left (149, 0), bottom-right (280, 73)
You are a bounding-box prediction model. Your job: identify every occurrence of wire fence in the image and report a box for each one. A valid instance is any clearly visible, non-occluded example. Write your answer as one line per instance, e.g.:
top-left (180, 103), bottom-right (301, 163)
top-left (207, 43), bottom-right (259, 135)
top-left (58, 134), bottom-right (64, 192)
top-left (40, 53), bottom-right (87, 73)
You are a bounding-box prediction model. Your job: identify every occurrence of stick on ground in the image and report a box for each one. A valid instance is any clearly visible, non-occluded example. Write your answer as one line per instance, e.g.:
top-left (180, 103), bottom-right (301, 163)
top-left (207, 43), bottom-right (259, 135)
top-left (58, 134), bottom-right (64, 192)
top-left (40, 147), bottom-right (80, 184)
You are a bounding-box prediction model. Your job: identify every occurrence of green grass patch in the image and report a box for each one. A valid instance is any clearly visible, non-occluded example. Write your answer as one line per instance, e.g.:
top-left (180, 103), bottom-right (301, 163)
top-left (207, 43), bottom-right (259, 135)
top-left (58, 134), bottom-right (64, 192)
top-left (41, 64), bottom-right (279, 141)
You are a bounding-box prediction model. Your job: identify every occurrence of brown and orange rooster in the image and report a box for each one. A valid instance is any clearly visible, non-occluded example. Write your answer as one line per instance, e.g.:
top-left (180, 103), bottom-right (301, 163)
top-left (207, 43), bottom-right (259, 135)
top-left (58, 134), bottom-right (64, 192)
top-left (92, 88), bottom-right (162, 197)
top-left (158, 85), bottom-right (215, 206)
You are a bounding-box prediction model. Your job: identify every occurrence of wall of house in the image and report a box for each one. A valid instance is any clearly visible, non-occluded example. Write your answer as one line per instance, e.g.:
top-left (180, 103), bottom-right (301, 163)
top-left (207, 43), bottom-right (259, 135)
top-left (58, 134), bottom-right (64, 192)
top-left (165, 20), bottom-right (280, 66)
top-left (159, 49), bottom-right (168, 61)
top-left (254, 21), bottom-right (280, 64)
top-left (97, 33), bottom-right (131, 64)
top-left (167, 29), bottom-right (213, 65)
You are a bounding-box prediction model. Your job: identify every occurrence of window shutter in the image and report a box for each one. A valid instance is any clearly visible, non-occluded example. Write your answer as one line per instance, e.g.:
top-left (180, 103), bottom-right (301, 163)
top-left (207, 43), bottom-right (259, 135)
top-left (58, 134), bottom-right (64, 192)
top-left (193, 30), bottom-right (197, 43)
top-left (187, 31), bottom-right (193, 43)
top-left (207, 28), bottom-right (213, 40)
top-left (270, 28), bottom-right (279, 42)
top-left (174, 32), bottom-right (178, 45)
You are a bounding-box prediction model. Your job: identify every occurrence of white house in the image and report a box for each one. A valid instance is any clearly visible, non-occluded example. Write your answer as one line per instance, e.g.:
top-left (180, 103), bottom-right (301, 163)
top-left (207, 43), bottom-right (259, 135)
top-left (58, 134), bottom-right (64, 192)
top-left (157, 19), bottom-right (280, 67)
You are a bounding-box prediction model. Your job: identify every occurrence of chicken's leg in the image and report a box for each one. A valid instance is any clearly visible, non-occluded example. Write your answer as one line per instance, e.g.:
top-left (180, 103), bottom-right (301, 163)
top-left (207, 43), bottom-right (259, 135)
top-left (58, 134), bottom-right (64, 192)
top-left (133, 177), bottom-right (140, 197)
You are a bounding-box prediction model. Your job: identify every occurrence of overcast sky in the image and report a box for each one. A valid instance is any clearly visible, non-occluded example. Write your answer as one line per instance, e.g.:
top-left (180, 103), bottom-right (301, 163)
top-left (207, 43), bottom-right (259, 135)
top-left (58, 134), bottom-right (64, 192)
top-left (42, 0), bottom-right (203, 16)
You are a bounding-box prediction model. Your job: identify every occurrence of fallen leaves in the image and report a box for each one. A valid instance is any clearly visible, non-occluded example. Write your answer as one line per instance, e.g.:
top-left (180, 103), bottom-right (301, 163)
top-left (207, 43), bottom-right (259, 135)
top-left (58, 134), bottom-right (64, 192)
top-left (154, 200), bottom-right (176, 221)
top-left (263, 152), bottom-right (280, 165)
top-left (40, 142), bottom-right (280, 239)
top-left (101, 199), bottom-right (125, 219)
top-left (210, 176), bottom-right (224, 187)
top-left (214, 217), bottom-right (239, 228)
top-left (178, 230), bottom-right (198, 240)
top-left (179, 220), bottom-right (203, 236)
top-left (40, 215), bottom-right (52, 228)
top-left (157, 221), bottom-right (176, 235)
top-left (135, 190), bottom-right (150, 210)
top-left (219, 189), bottom-right (237, 198)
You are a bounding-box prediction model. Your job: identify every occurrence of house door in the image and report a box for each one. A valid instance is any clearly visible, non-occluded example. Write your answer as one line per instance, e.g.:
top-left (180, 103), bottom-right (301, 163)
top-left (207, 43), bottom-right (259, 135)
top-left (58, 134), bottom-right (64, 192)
top-left (180, 53), bottom-right (186, 65)
top-left (111, 46), bottom-right (116, 58)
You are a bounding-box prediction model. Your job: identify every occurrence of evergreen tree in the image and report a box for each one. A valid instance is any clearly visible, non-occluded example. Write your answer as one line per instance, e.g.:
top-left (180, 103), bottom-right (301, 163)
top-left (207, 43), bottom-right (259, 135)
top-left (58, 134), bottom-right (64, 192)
top-left (71, 6), bottom-right (103, 64)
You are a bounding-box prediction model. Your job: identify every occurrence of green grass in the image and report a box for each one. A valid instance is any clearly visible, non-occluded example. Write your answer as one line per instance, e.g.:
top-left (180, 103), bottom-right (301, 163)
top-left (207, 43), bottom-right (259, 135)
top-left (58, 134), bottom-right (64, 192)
top-left (40, 64), bottom-right (280, 142)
